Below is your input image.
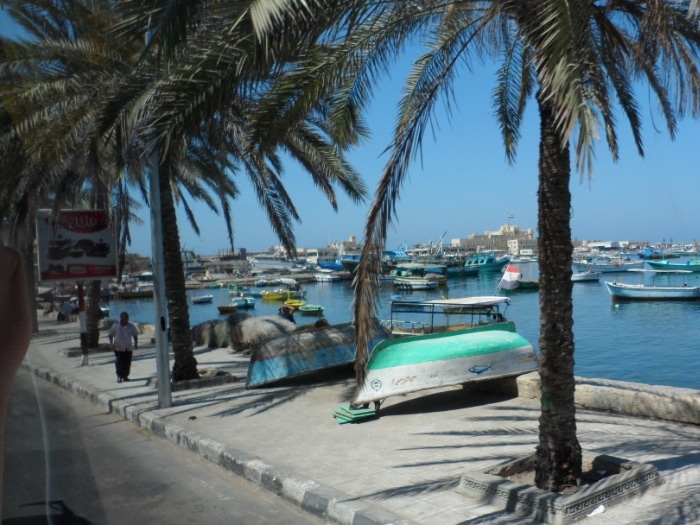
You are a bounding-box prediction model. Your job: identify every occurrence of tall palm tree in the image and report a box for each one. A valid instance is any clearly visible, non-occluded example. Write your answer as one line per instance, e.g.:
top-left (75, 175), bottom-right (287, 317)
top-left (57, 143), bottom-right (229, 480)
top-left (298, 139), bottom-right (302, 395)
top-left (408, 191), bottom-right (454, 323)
top-left (1, 0), bottom-right (371, 380)
top-left (307, 0), bottom-right (700, 491)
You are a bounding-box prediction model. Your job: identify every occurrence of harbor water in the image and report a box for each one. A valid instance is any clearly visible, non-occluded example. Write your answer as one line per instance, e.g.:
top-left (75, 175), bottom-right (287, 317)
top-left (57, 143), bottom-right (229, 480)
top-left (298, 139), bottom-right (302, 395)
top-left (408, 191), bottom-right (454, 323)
top-left (108, 261), bottom-right (700, 390)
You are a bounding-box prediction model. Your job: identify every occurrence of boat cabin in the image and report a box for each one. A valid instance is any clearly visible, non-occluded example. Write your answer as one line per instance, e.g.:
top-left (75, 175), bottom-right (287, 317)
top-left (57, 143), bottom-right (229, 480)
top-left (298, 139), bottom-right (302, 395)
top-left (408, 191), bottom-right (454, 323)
top-left (383, 296), bottom-right (512, 336)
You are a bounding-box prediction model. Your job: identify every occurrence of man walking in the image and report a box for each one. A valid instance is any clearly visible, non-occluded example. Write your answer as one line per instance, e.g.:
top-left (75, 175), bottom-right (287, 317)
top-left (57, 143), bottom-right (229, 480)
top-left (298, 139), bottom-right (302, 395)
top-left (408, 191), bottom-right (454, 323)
top-left (108, 311), bottom-right (139, 382)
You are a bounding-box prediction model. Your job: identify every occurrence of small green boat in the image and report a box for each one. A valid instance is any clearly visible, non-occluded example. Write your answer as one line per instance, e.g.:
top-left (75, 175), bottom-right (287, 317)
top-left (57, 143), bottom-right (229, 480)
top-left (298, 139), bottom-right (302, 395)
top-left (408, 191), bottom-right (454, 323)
top-left (298, 303), bottom-right (325, 316)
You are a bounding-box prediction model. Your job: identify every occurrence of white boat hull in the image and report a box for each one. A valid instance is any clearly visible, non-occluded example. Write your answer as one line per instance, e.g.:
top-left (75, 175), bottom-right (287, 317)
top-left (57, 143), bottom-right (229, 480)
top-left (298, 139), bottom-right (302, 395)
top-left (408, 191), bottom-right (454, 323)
top-left (353, 327), bottom-right (538, 406)
top-left (604, 281), bottom-right (700, 300)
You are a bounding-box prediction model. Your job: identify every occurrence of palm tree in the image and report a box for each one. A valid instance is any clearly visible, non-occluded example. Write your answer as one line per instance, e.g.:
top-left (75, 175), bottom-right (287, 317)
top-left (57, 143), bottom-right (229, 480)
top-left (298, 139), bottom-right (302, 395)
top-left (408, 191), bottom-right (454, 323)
top-left (310, 0), bottom-right (700, 491)
top-left (1, 0), bottom-right (371, 380)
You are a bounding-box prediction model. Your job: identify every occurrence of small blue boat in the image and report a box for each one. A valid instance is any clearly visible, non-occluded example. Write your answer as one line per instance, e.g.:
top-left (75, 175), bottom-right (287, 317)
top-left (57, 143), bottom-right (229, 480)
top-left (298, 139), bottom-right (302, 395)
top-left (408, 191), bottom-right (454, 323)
top-left (463, 252), bottom-right (510, 274)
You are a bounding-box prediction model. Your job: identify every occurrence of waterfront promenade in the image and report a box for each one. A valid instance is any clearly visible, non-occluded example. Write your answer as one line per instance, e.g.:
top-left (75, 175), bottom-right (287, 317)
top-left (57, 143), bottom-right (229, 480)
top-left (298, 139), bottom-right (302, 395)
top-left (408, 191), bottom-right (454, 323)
top-left (18, 315), bottom-right (700, 525)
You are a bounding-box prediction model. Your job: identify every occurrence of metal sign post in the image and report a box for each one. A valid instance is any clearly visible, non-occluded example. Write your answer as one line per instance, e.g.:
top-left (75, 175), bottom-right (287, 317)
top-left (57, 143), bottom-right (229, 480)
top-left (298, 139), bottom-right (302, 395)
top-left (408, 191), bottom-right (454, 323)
top-left (149, 161), bottom-right (172, 408)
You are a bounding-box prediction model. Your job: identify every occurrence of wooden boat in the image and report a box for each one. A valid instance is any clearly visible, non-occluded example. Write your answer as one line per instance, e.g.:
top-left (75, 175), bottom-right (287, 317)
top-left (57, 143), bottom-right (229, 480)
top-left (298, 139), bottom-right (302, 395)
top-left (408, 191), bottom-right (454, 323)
top-left (115, 287), bottom-right (153, 299)
top-left (351, 323), bottom-right (538, 407)
top-left (646, 259), bottom-right (700, 272)
top-left (231, 296), bottom-right (256, 309)
top-left (383, 296), bottom-right (512, 336)
top-left (572, 270), bottom-right (601, 282)
top-left (463, 252), bottom-right (510, 273)
top-left (392, 276), bottom-right (439, 291)
top-left (391, 262), bottom-right (448, 285)
top-left (246, 319), bottom-right (391, 388)
top-left (298, 303), bottom-right (325, 316)
top-left (514, 279), bottom-right (539, 290)
top-left (192, 294), bottom-right (214, 304)
top-left (217, 303), bottom-right (238, 314)
top-left (284, 298), bottom-right (306, 309)
top-left (260, 288), bottom-right (307, 301)
top-left (314, 271), bottom-right (341, 282)
top-left (604, 270), bottom-right (700, 301)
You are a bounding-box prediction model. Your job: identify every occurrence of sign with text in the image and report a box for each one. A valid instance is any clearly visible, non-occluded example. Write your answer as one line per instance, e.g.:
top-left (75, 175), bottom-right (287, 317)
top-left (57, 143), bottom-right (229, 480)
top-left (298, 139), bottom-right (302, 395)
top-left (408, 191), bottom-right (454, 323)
top-left (36, 209), bottom-right (117, 282)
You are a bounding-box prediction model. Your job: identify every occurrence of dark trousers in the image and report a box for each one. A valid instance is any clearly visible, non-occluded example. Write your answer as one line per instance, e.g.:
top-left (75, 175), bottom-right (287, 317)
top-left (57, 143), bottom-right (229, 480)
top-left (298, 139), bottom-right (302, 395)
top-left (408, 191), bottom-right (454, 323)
top-left (114, 350), bottom-right (133, 379)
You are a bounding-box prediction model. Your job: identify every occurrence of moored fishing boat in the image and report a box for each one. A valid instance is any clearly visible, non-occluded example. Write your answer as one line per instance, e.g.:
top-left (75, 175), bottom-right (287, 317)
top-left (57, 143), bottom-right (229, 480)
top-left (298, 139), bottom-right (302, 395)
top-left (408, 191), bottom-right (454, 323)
top-left (284, 298), bottom-right (306, 309)
top-left (572, 256), bottom-right (644, 273)
top-left (314, 271), bottom-right (342, 282)
top-left (390, 262), bottom-right (448, 285)
top-left (351, 323), bottom-right (538, 408)
top-left (571, 270), bottom-right (601, 282)
top-left (463, 252), bottom-right (510, 273)
top-left (392, 276), bottom-right (440, 291)
top-left (260, 288), bottom-right (307, 301)
top-left (297, 303), bottom-right (325, 316)
top-left (217, 303), bottom-right (238, 314)
top-left (604, 270), bottom-right (700, 301)
top-left (246, 319), bottom-right (391, 388)
top-left (191, 294), bottom-right (214, 304)
top-left (231, 295), bottom-right (256, 309)
top-left (646, 259), bottom-right (700, 272)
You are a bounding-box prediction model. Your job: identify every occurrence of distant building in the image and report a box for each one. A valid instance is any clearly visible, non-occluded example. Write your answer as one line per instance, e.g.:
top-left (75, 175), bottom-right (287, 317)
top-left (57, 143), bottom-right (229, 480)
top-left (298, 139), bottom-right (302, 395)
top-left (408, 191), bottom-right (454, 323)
top-left (450, 224), bottom-right (536, 255)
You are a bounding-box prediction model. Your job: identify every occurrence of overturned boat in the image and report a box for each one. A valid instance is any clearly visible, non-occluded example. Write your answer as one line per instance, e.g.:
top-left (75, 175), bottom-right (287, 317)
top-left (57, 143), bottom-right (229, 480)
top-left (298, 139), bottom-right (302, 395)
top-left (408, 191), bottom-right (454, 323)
top-left (352, 323), bottom-right (538, 408)
top-left (246, 319), bottom-right (391, 388)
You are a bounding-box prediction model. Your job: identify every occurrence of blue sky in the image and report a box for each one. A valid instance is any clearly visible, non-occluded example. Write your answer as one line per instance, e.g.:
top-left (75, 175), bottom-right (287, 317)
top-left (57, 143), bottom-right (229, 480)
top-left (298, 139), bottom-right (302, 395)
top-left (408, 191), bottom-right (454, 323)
top-left (3, 8), bottom-right (699, 257)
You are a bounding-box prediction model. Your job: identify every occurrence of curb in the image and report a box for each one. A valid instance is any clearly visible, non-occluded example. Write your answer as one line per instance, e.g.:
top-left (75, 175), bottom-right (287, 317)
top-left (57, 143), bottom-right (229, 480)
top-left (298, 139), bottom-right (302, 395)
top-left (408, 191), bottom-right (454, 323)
top-left (21, 362), bottom-right (417, 525)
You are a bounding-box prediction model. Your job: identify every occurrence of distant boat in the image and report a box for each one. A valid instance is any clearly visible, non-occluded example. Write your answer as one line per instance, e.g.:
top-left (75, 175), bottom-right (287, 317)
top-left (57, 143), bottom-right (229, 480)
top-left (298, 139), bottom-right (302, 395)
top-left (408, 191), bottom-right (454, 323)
top-left (115, 286), bottom-right (153, 299)
top-left (260, 289), bottom-right (307, 301)
top-left (463, 252), bottom-right (510, 274)
top-left (390, 262), bottom-right (448, 285)
top-left (571, 270), bottom-right (601, 283)
top-left (192, 294), bottom-right (214, 304)
top-left (217, 303), bottom-right (238, 314)
top-left (314, 271), bottom-right (341, 282)
top-left (298, 303), bottom-right (325, 316)
top-left (572, 256), bottom-right (644, 273)
top-left (392, 276), bottom-right (440, 291)
top-left (246, 319), bottom-right (391, 388)
top-left (646, 259), bottom-right (700, 272)
top-left (283, 298), bottom-right (306, 309)
top-left (604, 270), bottom-right (700, 301)
top-left (231, 296), bottom-right (256, 309)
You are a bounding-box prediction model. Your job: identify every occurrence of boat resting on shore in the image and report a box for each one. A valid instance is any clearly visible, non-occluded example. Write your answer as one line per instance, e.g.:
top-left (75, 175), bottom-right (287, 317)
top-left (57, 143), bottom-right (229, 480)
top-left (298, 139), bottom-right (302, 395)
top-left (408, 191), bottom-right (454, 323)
top-left (351, 323), bottom-right (538, 408)
top-left (246, 319), bottom-right (391, 388)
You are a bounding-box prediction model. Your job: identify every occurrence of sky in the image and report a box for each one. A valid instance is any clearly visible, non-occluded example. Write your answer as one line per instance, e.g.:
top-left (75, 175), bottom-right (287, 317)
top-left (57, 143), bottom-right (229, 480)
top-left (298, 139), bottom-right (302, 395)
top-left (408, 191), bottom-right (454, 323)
top-left (3, 9), bottom-right (700, 257)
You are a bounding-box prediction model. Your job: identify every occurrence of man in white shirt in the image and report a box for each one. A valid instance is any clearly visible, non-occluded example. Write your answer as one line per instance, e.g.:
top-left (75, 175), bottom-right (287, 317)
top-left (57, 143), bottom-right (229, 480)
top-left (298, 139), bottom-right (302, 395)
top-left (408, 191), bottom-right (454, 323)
top-left (108, 311), bottom-right (139, 382)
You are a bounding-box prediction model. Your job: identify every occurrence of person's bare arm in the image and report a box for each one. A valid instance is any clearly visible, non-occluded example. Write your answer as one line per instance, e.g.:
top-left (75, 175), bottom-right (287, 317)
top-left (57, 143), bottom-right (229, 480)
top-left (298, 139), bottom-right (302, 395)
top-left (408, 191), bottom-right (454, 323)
top-left (0, 246), bottom-right (31, 514)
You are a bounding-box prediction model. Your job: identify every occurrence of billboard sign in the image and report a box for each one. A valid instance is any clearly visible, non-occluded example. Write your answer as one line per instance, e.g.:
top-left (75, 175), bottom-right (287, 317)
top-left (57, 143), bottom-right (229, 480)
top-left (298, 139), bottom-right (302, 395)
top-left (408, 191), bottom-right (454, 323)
top-left (36, 209), bottom-right (118, 282)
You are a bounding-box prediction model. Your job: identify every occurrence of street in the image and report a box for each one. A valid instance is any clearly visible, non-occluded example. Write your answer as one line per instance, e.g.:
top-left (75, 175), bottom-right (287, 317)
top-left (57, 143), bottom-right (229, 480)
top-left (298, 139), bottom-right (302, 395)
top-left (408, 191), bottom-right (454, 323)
top-left (3, 369), bottom-right (325, 525)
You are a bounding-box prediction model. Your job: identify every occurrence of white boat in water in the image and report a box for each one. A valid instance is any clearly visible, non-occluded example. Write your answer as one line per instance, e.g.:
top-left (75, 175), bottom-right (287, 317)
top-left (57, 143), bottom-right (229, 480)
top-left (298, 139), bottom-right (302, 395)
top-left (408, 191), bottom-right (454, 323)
top-left (571, 270), bottom-right (601, 282)
top-left (604, 270), bottom-right (700, 301)
top-left (572, 256), bottom-right (644, 273)
top-left (392, 276), bottom-right (439, 291)
top-left (191, 294), bottom-right (214, 304)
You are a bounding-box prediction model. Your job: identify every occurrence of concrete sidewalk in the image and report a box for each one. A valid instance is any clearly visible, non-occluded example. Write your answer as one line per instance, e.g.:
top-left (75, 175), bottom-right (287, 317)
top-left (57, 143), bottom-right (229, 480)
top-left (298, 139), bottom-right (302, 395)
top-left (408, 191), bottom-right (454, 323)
top-left (20, 316), bottom-right (700, 524)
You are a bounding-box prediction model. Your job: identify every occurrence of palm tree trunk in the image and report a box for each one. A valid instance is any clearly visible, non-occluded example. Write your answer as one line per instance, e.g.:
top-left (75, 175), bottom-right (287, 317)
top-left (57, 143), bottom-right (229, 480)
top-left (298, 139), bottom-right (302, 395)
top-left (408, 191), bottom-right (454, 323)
top-left (159, 161), bottom-right (199, 381)
top-left (534, 91), bottom-right (582, 491)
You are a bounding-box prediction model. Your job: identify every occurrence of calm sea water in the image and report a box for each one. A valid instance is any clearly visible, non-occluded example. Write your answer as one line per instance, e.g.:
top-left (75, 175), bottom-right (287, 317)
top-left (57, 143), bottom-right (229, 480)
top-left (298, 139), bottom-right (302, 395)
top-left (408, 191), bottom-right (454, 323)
top-left (108, 260), bottom-right (700, 390)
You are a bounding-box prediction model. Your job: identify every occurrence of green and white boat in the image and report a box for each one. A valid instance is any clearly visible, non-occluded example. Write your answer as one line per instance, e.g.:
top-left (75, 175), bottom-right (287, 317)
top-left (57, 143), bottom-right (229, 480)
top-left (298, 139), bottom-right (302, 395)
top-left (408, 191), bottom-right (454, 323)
top-left (352, 322), bottom-right (538, 408)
